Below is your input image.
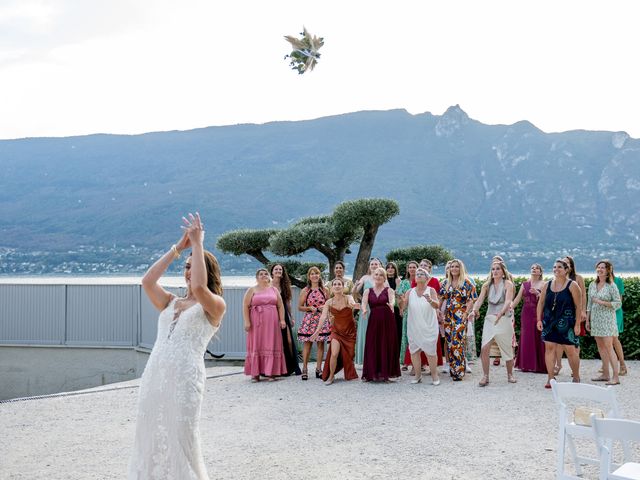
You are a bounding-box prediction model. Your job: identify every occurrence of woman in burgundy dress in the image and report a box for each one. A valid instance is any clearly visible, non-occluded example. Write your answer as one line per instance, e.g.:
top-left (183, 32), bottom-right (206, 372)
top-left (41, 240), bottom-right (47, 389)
top-left (512, 263), bottom-right (546, 373)
top-left (361, 267), bottom-right (400, 382)
top-left (310, 277), bottom-right (358, 385)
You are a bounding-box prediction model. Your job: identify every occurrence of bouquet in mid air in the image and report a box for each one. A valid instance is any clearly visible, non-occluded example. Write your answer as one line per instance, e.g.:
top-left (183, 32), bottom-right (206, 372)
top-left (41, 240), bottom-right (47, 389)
top-left (284, 27), bottom-right (324, 74)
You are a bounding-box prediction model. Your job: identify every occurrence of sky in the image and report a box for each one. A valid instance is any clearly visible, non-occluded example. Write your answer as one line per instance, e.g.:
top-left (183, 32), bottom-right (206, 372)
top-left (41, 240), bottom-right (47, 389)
top-left (1, 0), bottom-right (639, 140)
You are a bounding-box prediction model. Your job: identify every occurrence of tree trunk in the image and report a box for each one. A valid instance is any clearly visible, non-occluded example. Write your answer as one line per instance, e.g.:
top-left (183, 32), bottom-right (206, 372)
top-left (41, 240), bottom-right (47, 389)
top-left (248, 250), bottom-right (271, 266)
top-left (352, 225), bottom-right (379, 281)
top-left (290, 277), bottom-right (306, 289)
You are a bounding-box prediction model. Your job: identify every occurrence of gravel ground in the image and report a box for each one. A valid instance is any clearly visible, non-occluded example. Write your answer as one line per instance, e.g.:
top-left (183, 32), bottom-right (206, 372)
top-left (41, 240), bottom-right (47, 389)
top-left (1, 360), bottom-right (638, 480)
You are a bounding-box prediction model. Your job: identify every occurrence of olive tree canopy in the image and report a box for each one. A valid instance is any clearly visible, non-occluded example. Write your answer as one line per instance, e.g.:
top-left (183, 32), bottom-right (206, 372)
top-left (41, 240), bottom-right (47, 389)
top-left (333, 198), bottom-right (400, 280)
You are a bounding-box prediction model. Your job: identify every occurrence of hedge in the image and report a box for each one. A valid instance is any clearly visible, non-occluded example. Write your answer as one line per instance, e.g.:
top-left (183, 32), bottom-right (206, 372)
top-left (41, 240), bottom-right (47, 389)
top-left (471, 277), bottom-right (640, 360)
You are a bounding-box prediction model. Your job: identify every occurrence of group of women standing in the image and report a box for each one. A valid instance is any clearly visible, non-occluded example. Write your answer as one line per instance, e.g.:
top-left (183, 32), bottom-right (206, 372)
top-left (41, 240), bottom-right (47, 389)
top-left (242, 256), bottom-right (628, 389)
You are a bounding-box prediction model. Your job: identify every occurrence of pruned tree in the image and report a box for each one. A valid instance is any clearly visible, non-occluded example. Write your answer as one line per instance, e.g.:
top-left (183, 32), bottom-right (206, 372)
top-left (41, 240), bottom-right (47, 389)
top-left (216, 198), bottom-right (400, 286)
top-left (216, 228), bottom-right (326, 287)
top-left (386, 245), bottom-right (454, 277)
top-left (333, 198), bottom-right (400, 281)
top-left (216, 228), bottom-right (277, 265)
top-left (269, 215), bottom-right (362, 277)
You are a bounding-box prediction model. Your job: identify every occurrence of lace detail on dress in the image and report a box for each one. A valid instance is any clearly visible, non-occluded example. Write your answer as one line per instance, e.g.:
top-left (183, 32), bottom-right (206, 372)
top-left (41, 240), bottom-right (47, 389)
top-left (129, 298), bottom-right (218, 480)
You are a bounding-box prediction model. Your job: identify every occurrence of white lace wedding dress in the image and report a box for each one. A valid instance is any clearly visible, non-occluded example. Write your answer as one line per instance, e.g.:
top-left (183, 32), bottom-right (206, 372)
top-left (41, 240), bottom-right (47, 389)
top-left (129, 297), bottom-right (218, 480)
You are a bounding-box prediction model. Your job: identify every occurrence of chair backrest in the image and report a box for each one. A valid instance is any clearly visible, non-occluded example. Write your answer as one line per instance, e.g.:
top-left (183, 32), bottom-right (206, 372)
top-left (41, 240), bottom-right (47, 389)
top-left (592, 417), bottom-right (640, 443)
top-left (551, 379), bottom-right (621, 419)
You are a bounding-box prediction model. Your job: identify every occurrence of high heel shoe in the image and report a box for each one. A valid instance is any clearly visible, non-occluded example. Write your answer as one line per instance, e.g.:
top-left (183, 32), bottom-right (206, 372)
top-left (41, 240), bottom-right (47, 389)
top-left (479, 375), bottom-right (489, 387)
top-left (301, 369), bottom-right (308, 381)
top-left (315, 369), bottom-right (321, 379)
top-left (410, 377), bottom-right (422, 384)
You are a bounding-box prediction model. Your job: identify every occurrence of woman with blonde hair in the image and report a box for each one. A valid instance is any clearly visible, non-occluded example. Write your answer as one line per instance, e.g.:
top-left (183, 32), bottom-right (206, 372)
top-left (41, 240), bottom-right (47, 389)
top-left (297, 266), bottom-right (330, 380)
top-left (512, 263), bottom-right (546, 373)
top-left (439, 259), bottom-right (477, 381)
top-left (470, 261), bottom-right (516, 386)
top-left (404, 268), bottom-right (441, 385)
top-left (310, 277), bottom-right (359, 384)
top-left (354, 258), bottom-right (386, 365)
top-left (587, 260), bottom-right (622, 385)
top-left (243, 268), bottom-right (288, 382)
top-left (361, 267), bottom-right (400, 382)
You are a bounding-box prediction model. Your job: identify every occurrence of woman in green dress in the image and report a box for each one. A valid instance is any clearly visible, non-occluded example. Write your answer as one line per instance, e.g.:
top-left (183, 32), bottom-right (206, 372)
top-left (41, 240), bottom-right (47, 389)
top-left (397, 261), bottom-right (418, 367)
top-left (612, 264), bottom-right (628, 376)
top-left (587, 260), bottom-right (622, 385)
top-left (353, 258), bottom-right (384, 364)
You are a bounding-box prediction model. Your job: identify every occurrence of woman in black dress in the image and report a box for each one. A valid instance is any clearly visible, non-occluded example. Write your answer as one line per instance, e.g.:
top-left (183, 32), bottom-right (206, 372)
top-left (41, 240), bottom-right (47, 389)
top-left (270, 263), bottom-right (301, 376)
top-left (536, 259), bottom-right (582, 388)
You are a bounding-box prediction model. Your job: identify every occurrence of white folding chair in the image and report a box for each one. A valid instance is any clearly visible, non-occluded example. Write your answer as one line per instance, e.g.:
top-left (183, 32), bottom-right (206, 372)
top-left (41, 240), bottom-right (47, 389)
top-left (591, 416), bottom-right (640, 480)
top-left (550, 379), bottom-right (623, 479)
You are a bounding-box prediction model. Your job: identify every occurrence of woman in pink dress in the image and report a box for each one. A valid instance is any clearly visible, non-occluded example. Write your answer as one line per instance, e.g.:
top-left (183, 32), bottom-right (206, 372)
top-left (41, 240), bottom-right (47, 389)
top-left (243, 268), bottom-right (288, 382)
top-left (297, 266), bottom-right (330, 380)
top-left (512, 263), bottom-right (546, 373)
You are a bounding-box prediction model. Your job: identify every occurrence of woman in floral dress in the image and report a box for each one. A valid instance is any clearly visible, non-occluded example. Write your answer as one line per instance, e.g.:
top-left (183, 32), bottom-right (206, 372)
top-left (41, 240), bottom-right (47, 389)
top-left (587, 260), bottom-right (622, 385)
top-left (297, 266), bottom-right (330, 380)
top-left (439, 259), bottom-right (477, 381)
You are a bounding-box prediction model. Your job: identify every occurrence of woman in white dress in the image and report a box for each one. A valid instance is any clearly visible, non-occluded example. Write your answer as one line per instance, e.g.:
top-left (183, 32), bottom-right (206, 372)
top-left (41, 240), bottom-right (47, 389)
top-left (129, 213), bottom-right (226, 480)
top-left (470, 260), bottom-right (516, 387)
top-left (403, 268), bottom-right (441, 385)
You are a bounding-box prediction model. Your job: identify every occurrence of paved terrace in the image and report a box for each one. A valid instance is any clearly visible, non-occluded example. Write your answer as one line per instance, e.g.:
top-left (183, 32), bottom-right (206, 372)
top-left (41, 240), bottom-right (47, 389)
top-left (1, 360), bottom-right (638, 480)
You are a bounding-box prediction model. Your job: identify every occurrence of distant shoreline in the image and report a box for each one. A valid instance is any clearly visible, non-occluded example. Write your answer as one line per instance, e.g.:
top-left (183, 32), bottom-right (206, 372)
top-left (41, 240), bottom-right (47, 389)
top-left (0, 272), bottom-right (638, 287)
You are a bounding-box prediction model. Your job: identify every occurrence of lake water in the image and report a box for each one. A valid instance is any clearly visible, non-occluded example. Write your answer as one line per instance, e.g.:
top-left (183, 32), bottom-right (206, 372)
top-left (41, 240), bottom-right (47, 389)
top-left (1, 272), bottom-right (638, 287)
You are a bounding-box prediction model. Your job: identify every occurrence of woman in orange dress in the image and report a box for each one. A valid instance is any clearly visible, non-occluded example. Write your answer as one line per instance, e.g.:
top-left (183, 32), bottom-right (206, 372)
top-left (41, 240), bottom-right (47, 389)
top-left (310, 277), bottom-right (358, 384)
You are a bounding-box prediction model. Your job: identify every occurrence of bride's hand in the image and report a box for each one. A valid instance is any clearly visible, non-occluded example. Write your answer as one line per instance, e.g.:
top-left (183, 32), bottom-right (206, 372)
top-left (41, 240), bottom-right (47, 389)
top-left (175, 230), bottom-right (191, 252)
top-left (182, 212), bottom-right (205, 245)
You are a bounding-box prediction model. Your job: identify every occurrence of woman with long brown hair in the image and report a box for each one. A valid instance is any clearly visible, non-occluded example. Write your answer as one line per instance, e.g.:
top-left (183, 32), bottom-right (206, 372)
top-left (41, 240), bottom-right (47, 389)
top-left (270, 263), bottom-right (301, 376)
top-left (554, 255), bottom-right (587, 375)
top-left (537, 259), bottom-right (582, 388)
top-left (586, 260), bottom-right (622, 385)
top-left (130, 213), bottom-right (226, 479)
top-left (297, 266), bottom-right (330, 380)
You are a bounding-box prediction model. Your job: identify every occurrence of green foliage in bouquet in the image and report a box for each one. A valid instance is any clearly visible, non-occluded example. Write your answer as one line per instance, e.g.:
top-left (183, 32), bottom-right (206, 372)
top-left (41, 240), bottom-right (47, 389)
top-left (284, 27), bottom-right (324, 74)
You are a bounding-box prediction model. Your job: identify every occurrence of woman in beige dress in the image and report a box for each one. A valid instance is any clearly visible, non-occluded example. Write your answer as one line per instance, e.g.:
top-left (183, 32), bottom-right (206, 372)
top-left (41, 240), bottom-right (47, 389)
top-left (470, 261), bottom-right (516, 386)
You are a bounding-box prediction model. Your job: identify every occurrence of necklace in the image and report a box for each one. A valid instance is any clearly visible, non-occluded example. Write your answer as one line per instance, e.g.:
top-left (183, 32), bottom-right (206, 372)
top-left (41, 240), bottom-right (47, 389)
top-left (551, 279), bottom-right (567, 312)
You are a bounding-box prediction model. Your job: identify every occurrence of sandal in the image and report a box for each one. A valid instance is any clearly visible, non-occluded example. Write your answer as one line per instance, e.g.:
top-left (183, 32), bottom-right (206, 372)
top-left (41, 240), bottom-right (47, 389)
top-left (591, 376), bottom-right (610, 382)
top-left (315, 369), bottom-right (322, 379)
top-left (301, 369), bottom-right (308, 381)
top-left (251, 376), bottom-right (260, 383)
top-left (553, 364), bottom-right (562, 376)
top-left (619, 365), bottom-right (628, 376)
top-left (479, 376), bottom-right (489, 387)
top-left (508, 375), bottom-right (517, 384)
top-left (605, 380), bottom-right (620, 386)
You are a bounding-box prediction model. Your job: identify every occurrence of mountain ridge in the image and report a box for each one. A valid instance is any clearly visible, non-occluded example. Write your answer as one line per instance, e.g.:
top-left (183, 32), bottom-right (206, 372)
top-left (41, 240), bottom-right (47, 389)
top-left (1, 106), bottom-right (639, 273)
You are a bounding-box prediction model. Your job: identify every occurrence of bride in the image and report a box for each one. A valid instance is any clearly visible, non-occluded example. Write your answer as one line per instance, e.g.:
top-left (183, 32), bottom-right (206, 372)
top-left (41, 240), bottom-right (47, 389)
top-left (129, 213), bottom-right (226, 479)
